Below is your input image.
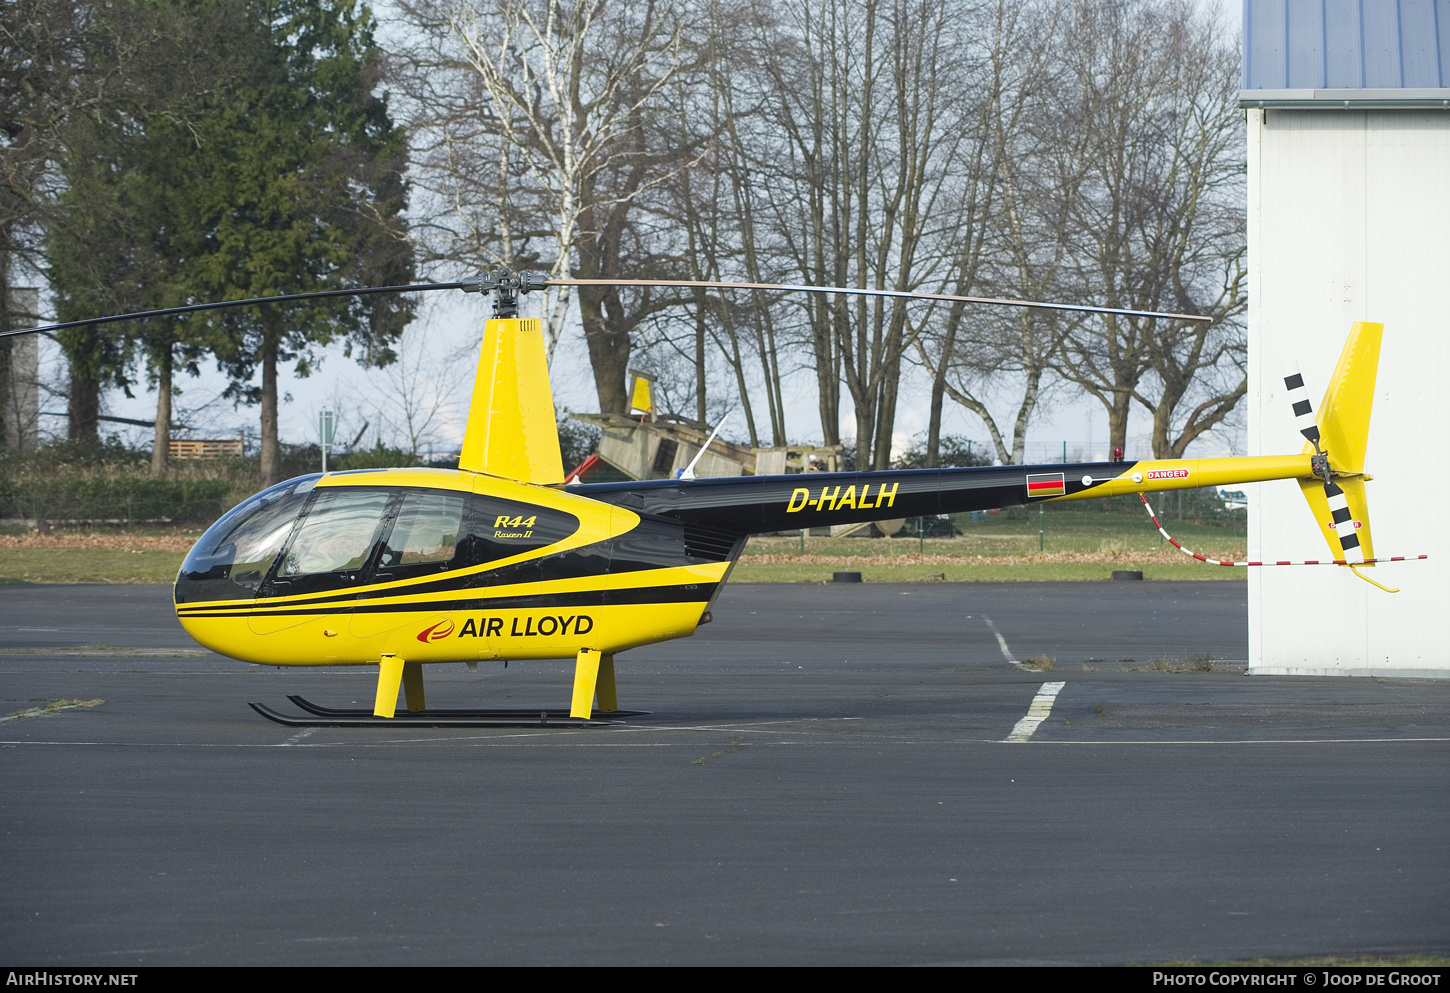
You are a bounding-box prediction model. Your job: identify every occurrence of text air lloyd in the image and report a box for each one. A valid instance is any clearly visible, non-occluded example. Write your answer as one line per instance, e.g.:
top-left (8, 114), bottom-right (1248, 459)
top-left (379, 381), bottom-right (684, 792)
top-left (419, 615), bottom-right (595, 642)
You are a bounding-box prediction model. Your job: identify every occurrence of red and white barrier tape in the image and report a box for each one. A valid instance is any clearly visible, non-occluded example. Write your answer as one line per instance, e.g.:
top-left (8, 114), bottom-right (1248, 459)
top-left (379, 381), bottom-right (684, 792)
top-left (1138, 493), bottom-right (1427, 567)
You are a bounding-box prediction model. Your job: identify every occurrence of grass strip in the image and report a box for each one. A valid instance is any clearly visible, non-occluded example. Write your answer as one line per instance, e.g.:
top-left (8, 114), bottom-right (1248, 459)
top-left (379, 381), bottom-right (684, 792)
top-left (0, 538), bottom-right (1257, 584)
top-left (730, 561), bottom-right (1245, 583)
top-left (0, 698), bottom-right (105, 723)
top-left (0, 548), bottom-right (185, 584)
top-left (0, 548), bottom-right (1252, 584)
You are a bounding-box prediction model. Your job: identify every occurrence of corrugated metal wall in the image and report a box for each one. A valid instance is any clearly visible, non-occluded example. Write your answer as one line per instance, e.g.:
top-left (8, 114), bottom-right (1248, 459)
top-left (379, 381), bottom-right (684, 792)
top-left (1246, 107), bottom-right (1450, 674)
top-left (1244, 0), bottom-right (1450, 89)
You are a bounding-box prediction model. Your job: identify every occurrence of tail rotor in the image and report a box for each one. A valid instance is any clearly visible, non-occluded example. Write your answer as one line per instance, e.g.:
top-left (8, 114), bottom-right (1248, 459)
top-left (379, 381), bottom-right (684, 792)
top-left (1283, 363), bottom-right (1364, 565)
top-left (1133, 326), bottom-right (1420, 593)
top-left (1282, 323), bottom-right (1387, 584)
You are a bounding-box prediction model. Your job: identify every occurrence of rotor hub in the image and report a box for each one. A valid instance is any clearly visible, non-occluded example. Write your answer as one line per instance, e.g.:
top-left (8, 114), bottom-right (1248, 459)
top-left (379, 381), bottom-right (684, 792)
top-left (465, 268), bottom-right (546, 318)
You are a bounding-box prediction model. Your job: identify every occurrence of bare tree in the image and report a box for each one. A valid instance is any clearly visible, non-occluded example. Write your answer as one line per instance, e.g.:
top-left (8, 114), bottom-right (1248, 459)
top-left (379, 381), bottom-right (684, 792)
top-left (353, 322), bottom-right (473, 460)
top-left (910, 0), bottom-right (1061, 466)
top-left (735, 0), bottom-right (989, 467)
top-left (398, 0), bottom-right (700, 414)
top-left (1036, 0), bottom-right (1246, 457)
top-left (393, 0), bottom-right (1248, 462)
top-left (708, 5), bottom-right (794, 447)
top-left (645, 0), bottom-right (795, 446)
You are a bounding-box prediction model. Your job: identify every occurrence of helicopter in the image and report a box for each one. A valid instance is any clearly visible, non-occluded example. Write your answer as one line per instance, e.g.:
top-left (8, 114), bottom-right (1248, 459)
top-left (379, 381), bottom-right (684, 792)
top-left (3, 271), bottom-right (1399, 726)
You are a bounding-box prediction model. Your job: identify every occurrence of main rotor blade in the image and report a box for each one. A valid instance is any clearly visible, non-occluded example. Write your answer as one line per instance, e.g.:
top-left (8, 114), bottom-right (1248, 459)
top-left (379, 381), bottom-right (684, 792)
top-left (6, 272), bottom-right (1212, 337)
top-left (548, 278), bottom-right (1213, 324)
top-left (0, 282), bottom-right (467, 338)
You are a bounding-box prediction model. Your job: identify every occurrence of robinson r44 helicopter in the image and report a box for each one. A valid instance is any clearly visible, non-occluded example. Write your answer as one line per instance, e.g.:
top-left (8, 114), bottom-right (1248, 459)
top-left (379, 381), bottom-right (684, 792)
top-left (5, 271), bottom-right (1402, 726)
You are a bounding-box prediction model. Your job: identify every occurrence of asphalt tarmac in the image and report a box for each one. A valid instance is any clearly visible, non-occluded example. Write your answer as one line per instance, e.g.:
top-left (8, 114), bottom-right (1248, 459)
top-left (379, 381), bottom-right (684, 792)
top-left (1, 581), bottom-right (1446, 966)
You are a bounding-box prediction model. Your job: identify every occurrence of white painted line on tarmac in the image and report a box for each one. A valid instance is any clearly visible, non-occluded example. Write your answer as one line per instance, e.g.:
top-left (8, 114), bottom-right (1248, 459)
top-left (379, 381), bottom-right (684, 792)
top-left (994, 736), bottom-right (1450, 745)
top-left (982, 616), bottom-right (1014, 662)
top-left (1005, 681), bottom-right (1066, 742)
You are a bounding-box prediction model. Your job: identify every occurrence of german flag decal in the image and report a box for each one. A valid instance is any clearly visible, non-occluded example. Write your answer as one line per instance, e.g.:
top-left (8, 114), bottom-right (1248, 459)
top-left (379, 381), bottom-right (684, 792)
top-left (1026, 472), bottom-right (1066, 499)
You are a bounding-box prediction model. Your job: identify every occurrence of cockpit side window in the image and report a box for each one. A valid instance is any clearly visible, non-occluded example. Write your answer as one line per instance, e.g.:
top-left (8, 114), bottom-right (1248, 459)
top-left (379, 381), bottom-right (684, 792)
top-left (241, 486), bottom-right (584, 595)
top-left (373, 490), bottom-right (467, 583)
top-left (364, 491), bottom-right (580, 584)
top-left (270, 488), bottom-right (392, 596)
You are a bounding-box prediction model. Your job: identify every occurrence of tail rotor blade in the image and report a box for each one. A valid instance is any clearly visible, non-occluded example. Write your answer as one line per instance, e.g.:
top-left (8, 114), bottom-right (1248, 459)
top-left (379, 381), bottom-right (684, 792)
top-left (1323, 478), bottom-right (1365, 565)
top-left (1283, 362), bottom-right (1322, 450)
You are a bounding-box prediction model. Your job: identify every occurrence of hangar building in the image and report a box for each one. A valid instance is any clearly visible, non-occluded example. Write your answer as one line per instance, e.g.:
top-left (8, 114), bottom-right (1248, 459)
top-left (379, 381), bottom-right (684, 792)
top-left (1242, 0), bottom-right (1449, 675)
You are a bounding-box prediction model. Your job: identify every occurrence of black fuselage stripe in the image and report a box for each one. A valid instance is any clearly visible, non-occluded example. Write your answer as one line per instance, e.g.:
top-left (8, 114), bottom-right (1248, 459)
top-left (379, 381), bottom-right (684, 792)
top-left (177, 584), bottom-right (718, 619)
top-left (176, 566), bottom-right (709, 614)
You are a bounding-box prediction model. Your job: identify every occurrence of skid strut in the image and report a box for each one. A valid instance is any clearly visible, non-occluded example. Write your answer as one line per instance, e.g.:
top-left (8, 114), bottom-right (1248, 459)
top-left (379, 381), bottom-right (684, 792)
top-left (251, 696), bottom-right (647, 728)
top-left (253, 651), bottom-right (644, 727)
top-left (570, 649), bottom-right (617, 719)
top-left (374, 654), bottom-right (426, 717)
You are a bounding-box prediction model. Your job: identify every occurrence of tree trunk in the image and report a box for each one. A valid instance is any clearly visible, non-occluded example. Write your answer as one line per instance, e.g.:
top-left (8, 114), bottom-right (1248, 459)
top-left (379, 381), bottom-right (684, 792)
top-left (693, 293), bottom-right (707, 427)
top-left (1106, 389), bottom-right (1132, 457)
top-left (67, 371), bottom-right (99, 442)
top-left (260, 335), bottom-right (280, 485)
top-left (578, 288), bottom-right (630, 415)
top-left (813, 305), bottom-right (841, 446)
top-left (924, 314), bottom-right (960, 468)
top-left (871, 348), bottom-right (901, 470)
top-left (0, 262), bottom-right (11, 448)
top-left (0, 338), bottom-right (9, 450)
top-left (150, 346), bottom-right (172, 477)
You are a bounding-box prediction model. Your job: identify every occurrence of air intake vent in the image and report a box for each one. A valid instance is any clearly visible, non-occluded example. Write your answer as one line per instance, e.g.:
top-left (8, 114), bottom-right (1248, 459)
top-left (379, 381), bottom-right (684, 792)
top-left (682, 521), bottom-right (742, 562)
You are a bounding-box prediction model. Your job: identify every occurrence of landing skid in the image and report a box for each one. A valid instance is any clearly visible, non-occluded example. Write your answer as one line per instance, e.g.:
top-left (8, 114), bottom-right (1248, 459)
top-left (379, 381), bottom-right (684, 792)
top-left (249, 695), bottom-right (650, 728)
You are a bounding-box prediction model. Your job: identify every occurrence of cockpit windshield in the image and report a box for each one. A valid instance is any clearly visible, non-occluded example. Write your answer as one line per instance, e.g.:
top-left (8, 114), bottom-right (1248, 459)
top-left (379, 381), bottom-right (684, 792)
top-left (175, 475), bottom-right (319, 602)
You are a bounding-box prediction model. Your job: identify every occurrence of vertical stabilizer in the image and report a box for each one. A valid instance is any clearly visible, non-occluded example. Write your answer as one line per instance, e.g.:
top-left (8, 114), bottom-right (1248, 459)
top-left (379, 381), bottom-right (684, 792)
top-left (1314, 320), bottom-right (1381, 475)
top-left (458, 317), bottom-right (564, 485)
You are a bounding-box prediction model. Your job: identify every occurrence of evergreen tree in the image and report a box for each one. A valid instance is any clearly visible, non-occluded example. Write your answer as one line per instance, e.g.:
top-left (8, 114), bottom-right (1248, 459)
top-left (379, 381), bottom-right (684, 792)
top-left (48, 0), bottom-right (414, 480)
top-left (49, 99), bottom-right (212, 465)
top-left (192, 0), bottom-right (414, 485)
top-left (47, 0), bottom-right (212, 451)
top-left (5, 0), bottom-right (134, 446)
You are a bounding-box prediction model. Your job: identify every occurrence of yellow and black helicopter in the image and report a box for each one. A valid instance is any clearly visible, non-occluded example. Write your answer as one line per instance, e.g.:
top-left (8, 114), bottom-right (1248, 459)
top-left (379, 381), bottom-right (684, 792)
top-left (4, 271), bottom-right (1395, 726)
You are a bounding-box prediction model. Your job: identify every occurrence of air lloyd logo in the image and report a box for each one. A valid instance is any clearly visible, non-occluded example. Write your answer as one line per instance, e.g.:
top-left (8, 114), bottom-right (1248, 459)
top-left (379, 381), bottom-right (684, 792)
top-left (418, 615), bottom-right (594, 642)
top-left (1146, 469), bottom-right (1189, 480)
top-left (786, 482), bottom-right (898, 513)
top-left (417, 619), bottom-right (456, 643)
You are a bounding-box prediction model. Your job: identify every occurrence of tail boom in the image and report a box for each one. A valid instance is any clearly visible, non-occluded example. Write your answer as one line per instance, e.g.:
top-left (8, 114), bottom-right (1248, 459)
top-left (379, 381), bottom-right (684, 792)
top-left (581, 454), bottom-right (1321, 535)
top-left (1049, 454), bottom-right (1318, 502)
